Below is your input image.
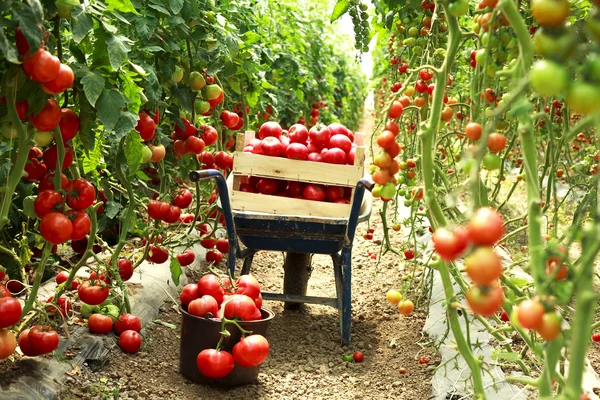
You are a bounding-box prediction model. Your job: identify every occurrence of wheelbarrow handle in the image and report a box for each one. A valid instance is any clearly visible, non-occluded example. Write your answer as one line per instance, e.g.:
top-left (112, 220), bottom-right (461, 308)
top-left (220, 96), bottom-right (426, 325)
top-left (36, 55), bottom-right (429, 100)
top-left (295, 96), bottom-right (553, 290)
top-left (345, 178), bottom-right (374, 246)
top-left (188, 169), bottom-right (237, 277)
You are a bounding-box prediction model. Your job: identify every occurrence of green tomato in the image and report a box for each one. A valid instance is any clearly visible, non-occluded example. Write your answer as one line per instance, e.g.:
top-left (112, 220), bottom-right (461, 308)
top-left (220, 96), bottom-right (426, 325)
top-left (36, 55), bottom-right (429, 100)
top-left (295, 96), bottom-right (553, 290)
top-left (100, 304), bottom-right (121, 322)
top-left (481, 33), bottom-right (499, 48)
top-left (188, 71), bottom-right (206, 91)
top-left (405, 178), bottom-right (416, 187)
top-left (447, 0), bottom-right (469, 17)
top-left (141, 146), bottom-right (152, 163)
top-left (403, 200), bottom-right (412, 207)
top-left (416, 38), bottom-right (426, 47)
top-left (412, 46), bottom-right (423, 56)
top-left (408, 27), bottom-right (419, 38)
top-left (475, 49), bottom-right (486, 66)
top-left (194, 99), bottom-right (210, 114)
top-left (533, 28), bottom-right (576, 61)
top-left (398, 189), bottom-right (406, 196)
top-left (530, 60), bottom-right (568, 97)
top-left (33, 130), bottom-right (55, 147)
top-left (80, 303), bottom-right (100, 319)
top-left (55, 0), bottom-right (79, 19)
top-left (343, 354), bottom-right (354, 362)
top-left (397, 176), bottom-right (406, 185)
top-left (1, 122), bottom-right (17, 139)
top-left (567, 81), bottom-right (600, 115)
top-left (483, 154), bottom-right (502, 170)
top-left (380, 183), bottom-right (396, 200)
top-left (404, 37), bottom-right (416, 47)
top-left (172, 66), bottom-right (184, 83)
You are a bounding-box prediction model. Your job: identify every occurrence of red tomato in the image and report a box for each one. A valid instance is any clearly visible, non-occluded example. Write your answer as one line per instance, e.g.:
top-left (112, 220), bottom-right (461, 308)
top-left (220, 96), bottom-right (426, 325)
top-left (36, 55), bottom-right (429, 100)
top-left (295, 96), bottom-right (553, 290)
top-left (147, 200), bottom-right (171, 220)
top-left (43, 144), bottom-right (74, 170)
top-left (404, 249), bottom-right (415, 259)
top-left (185, 136), bottom-right (205, 154)
top-left (466, 284), bottom-right (504, 317)
top-left (259, 137), bottom-right (282, 157)
top-left (206, 250), bottom-right (223, 264)
top-left (432, 227), bottom-right (469, 261)
top-left (39, 173), bottom-right (69, 192)
top-left (487, 133), bottom-right (507, 153)
top-left (147, 246), bottom-right (169, 263)
top-left (516, 299), bottom-right (545, 330)
top-left (174, 118), bottom-right (196, 139)
top-left (176, 250), bottom-right (195, 266)
top-left (0, 297), bottom-right (22, 328)
top-left (198, 125), bottom-right (218, 145)
top-left (288, 124), bottom-right (309, 144)
top-left (214, 151), bottom-right (234, 170)
top-left (353, 351), bottom-right (364, 363)
top-left (114, 314), bottom-right (142, 336)
top-left (66, 210), bottom-right (91, 241)
top-left (223, 294), bottom-right (257, 321)
top-left (500, 310), bottom-right (510, 322)
top-left (43, 63), bottom-right (74, 93)
top-left (198, 274), bottom-right (225, 304)
top-left (65, 178), bottom-right (96, 210)
top-left (536, 312), bottom-right (561, 341)
top-left (180, 284), bottom-right (201, 307)
top-left (164, 205), bottom-right (181, 224)
top-left (258, 121), bottom-right (283, 140)
top-left (188, 295), bottom-right (219, 318)
top-left (236, 275), bottom-right (261, 301)
top-left (78, 280), bottom-right (110, 306)
top-left (118, 259), bottom-right (134, 281)
top-left (119, 330), bottom-right (142, 353)
top-left (23, 49), bottom-right (60, 82)
top-left (466, 207), bottom-right (504, 246)
top-left (0, 329), bottom-right (16, 360)
top-left (172, 189), bottom-right (193, 209)
top-left (18, 329), bottom-right (39, 356)
top-left (27, 325), bottom-right (59, 355)
top-left (326, 186), bottom-right (345, 202)
top-left (46, 295), bottom-right (71, 316)
top-left (34, 190), bottom-right (64, 218)
top-left (286, 143), bottom-right (309, 160)
top-left (329, 134), bottom-right (352, 153)
top-left (197, 349), bottom-right (235, 379)
top-left (216, 238), bottom-right (229, 254)
top-left (323, 148), bottom-right (347, 164)
top-left (220, 110), bottom-right (240, 129)
top-left (40, 212), bottom-right (73, 244)
top-left (30, 98), bottom-right (61, 132)
top-left (389, 101), bottom-right (404, 119)
top-left (545, 256), bottom-right (568, 280)
top-left (308, 124), bottom-right (332, 148)
top-left (256, 178), bottom-right (278, 195)
top-left (592, 333), bottom-right (600, 342)
top-left (303, 184), bottom-right (326, 201)
top-left (88, 314), bottom-right (114, 334)
top-left (465, 123), bottom-right (482, 141)
top-left (233, 334), bottom-right (270, 367)
top-left (59, 108), bottom-right (80, 141)
top-left (465, 247), bottom-right (502, 285)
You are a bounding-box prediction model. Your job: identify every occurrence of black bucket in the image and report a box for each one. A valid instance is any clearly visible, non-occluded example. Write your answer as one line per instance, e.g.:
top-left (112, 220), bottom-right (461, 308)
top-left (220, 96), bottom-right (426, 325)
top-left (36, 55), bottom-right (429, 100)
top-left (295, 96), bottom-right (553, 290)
top-left (179, 306), bottom-right (275, 387)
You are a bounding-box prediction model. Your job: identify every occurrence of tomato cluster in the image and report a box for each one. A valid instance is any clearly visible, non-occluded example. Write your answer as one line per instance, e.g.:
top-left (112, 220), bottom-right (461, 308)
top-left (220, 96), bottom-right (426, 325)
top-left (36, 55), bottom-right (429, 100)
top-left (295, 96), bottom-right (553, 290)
top-left (385, 289), bottom-right (414, 316)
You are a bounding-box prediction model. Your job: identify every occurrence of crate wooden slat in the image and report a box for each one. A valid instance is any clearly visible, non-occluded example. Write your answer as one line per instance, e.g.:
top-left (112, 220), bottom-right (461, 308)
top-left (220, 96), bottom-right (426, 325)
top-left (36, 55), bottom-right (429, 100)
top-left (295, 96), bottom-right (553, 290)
top-left (233, 152), bottom-right (363, 187)
top-left (230, 131), bottom-right (365, 219)
top-left (231, 190), bottom-right (352, 218)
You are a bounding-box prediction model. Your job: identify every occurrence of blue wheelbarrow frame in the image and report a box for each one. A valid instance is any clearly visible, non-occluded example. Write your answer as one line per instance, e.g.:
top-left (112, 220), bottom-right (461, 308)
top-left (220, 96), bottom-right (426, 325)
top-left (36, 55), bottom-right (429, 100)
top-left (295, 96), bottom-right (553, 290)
top-left (189, 169), bottom-right (373, 344)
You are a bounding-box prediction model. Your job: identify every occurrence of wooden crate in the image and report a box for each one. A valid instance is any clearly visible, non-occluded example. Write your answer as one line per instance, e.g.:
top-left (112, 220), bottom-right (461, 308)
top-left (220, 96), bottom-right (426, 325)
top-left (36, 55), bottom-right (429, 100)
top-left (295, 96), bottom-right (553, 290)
top-left (231, 131), bottom-right (365, 219)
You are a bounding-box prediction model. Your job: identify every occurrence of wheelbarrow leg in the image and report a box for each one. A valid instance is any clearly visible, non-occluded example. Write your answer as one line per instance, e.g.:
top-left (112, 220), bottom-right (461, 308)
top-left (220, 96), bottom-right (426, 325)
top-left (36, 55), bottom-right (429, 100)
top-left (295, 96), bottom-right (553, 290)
top-left (241, 253), bottom-right (254, 275)
top-left (338, 249), bottom-right (352, 345)
top-left (283, 253), bottom-right (312, 310)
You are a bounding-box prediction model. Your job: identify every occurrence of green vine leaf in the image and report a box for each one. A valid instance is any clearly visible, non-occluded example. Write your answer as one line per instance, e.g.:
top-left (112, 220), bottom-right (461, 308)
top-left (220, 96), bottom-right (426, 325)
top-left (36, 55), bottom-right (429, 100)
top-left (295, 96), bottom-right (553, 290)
top-left (71, 6), bottom-right (93, 43)
top-left (330, 0), bottom-right (350, 23)
top-left (81, 70), bottom-right (105, 107)
top-left (168, 0), bottom-right (184, 14)
top-left (97, 89), bottom-right (125, 131)
top-left (105, 0), bottom-right (139, 14)
top-left (113, 111), bottom-right (139, 141)
top-left (81, 131), bottom-right (103, 174)
top-left (106, 34), bottom-right (131, 70)
top-left (169, 256), bottom-right (182, 286)
top-left (124, 130), bottom-right (142, 178)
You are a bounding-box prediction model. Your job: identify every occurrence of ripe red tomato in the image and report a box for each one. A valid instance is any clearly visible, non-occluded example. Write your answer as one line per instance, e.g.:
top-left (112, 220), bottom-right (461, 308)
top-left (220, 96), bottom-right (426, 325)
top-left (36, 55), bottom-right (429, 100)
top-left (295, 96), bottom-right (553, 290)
top-left (545, 256), bottom-right (568, 280)
top-left (115, 314), bottom-right (142, 335)
top-left (404, 249), bottom-right (415, 259)
top-left (197, 349), bottom-right (235, 379)
top-left (215, 238), bottom-right (229, 254)
top-left (58, 108), bottom-right (79, 141)
top-left (147, 200), bottom-right (171, 220)
top-left (258, 121), bottom-right (283, 140)
top-left (259, 137), bottom-right (283, 157)
top-left (432, 227), bottom-right (469, 261)
top-left (43, 144), bottom-right (74, 170)
top-left (500, 310), bottom-right (510, 322)
top-left (119, 330), bottom-right (142, 353)
top-left (164, 205), bottom-right (181, 224)
top-left (419, 69), bottom-right (434, 81)
top-left (88, 313), bottom-right (114, 335)
top-left (288, 124), bottom-right (309, 144)
top-left (39, 173), bottom-right (69, 192)
top-left (174, 118), bottom-right (196, 139)
top-left (66, 178), bottom-right (96, 210)
top-left (118, 259), bottom-right (134, 281)
top-left (465, 123), bottom-right (482, 141)
top-left (0, 329), bottom-right (16, 360)
top-left (43, 63), bottom-right (74, 93)
top-left (465, 247), bottom-right (502, 285)
top-left (256, 178), bottom-right (278, 195)
top-left (353, 351), bottom-right (364, 363)
top-left (487, 133), bottom-right (507, 153)
top-left (176, 250), bottom-right (195, 266)
top-left (326, 186), bottom-right (345, 202)
top-left (419, 356), bottom-right (429, 364)
top-left (220, 110), bottom-right (240, 129)
top-left (172, 189), bottom-right (193, 209)
top-left (30, 98), bottom-right (61, 132)
top-left (592, 333), bottom-right (600, 342)
top-left (214, 151), bottom-right (234, 170)
top-left (236, 275), bottom-right (261, 301)
top-left (40, 212), bottom-right (73, 244)
top-left (46, 295), bottom-right (71, 316)
top-left (323, 148), bottom-right (347, 164)
top-left (389, 101), bottom-right (404, 119)
top-left (180, 283), bottom-right (201, 307)
top-left (66, 210), bottom-right (91, 241)
top-left (304, 184), bottom-right (326, 201)
top-left (23, 49), bottom-right (60, 82)
top-left (18, 329), bottom-right (39, 356)
top-left (308, 124), bottom-right (332, 148)
top-left (0, 297), bottom-right (22, 328)
top-left (376, 130), bottom-right (396, 151)
top-left (34, 190), bottom-right (64, 218)
top-left (466, 207), bottom-right (504, 246)
top-left (185, 136), bottom-right (205, 154)
top-left (198, 274), bottom-right (225, 304)
top-left (329, 134), bottom-right (352, 153)
top-left (147, 245), bottom-right (169, 263)
top-left (466, 284), bottom-right (504, 317)
top-left (531, 0), bottom-right (569, 27)
top-left (78, 280), bottom-right (110, 306)
top-left (206, 249), bottom-right (223, 264)
top-left (536, 312), bottom-right (561, 341)
top-left (188, 295), bottom-right (219, 318)
top-left (398, 299), bottom-right (415, 316)
top-left (285, 142), bottom-right (308, 160)
top-left (27, 325), bottom-right (59, 355)
top-left (224, 294), bottom-right (257, 321)
top-left (516, 299), bottom-right (545, 330)
top-left (233, 334), bottom-right (270, 367)
top-left (198, 125), bottom-right (218, 145)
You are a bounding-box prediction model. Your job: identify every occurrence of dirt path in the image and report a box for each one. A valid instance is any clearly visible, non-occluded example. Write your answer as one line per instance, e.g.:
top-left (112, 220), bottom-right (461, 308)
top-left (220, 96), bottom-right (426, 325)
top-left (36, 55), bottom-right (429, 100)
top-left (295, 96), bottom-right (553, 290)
top-left (53, 115), bottom-right (436, 400)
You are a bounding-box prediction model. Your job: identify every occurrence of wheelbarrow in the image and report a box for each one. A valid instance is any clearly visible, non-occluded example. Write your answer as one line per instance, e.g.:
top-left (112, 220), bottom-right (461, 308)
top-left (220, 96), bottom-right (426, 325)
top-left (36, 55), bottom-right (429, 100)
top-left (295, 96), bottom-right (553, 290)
top-left (189, 169), bottom-right (373, 344)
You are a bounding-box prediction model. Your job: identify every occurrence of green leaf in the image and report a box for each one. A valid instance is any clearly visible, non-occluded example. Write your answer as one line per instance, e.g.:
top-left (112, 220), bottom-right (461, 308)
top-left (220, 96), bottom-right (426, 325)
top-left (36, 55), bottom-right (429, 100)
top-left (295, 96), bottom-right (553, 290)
top-left (0, 27), bottom-right (20, 64)
top-left (106, 34), bottom-right (130, 70)
top-left (14, 2), bottom-right (43, 51)
top-left (122, 75), bottom-right (142, 112)
top-left (169, 257), bottom-right (182, 285)
top-left (148, 4), bottom-right (170, 14)
top-left (295, 88), bottom-right (304, 102)
top-left (81, 71), bottom-right (105, 107)
top-left (97, 89), bottom-right (125, 131)
top-left (105, 0), bottom-right (139, 14)
top-left (113, 111), bottom-right (139, 141)
top-left (134, 16), bottom-right (155, 41)
top-left (242, 31), bottom-right (262, 46)
top-left (136, 170), bottom-right (151, 181)
top-left (81, 132), bottom-right (103, 174)
top-left (172, 87), bottom-right (195, 113)
top-left (124, 130), bottom-right (142, 178)
top-left (261, 80), bottom-right (276, 89)
top-left (229, 79), bottom-right (241, 95)
top-left (71, 6), bottom-right (93, 43)
top-left (169, 0), bottom-right (184, 14)
top-left (105, 201), bottom-right (122, 219)
top-left (491, 349), bottom-right (522, 362)
top-left (330, 0), bottom-right (350, 23)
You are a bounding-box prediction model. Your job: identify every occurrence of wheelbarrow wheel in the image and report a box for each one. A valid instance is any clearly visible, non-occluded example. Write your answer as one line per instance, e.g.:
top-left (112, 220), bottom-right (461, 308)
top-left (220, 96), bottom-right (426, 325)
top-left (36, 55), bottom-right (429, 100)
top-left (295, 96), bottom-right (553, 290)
top-left (283, 253), bottom-right (312, 310)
